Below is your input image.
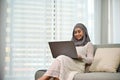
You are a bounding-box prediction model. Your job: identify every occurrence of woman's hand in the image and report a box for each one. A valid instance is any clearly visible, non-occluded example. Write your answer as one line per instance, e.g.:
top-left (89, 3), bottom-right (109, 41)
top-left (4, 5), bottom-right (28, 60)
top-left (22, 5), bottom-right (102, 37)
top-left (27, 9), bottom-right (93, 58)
top-left (78, 55), bottom-right (83, 61)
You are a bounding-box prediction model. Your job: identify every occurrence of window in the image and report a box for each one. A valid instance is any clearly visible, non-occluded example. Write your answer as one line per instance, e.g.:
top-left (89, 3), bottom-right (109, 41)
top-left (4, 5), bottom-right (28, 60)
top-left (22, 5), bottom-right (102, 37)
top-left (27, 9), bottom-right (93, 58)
top-left (3, 0), bottom-right (95, 80)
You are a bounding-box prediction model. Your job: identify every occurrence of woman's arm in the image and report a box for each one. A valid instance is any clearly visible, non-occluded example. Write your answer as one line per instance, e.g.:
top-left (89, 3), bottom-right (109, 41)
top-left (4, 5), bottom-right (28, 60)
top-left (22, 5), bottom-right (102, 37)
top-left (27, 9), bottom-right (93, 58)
top-left (82, 42), bottom-right (94, 64)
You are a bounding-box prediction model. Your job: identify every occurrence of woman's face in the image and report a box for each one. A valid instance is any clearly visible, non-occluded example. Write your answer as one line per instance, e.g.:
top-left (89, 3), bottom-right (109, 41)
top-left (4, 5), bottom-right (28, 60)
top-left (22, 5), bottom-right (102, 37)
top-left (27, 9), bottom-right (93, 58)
top-left (74, 27), bottom-right (84, 40)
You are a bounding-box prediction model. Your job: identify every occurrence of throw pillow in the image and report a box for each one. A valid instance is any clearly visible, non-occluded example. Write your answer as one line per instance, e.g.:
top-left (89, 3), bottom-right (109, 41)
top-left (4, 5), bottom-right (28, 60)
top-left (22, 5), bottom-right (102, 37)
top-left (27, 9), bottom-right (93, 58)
top-left (89, 48), bottom-right (120, 72)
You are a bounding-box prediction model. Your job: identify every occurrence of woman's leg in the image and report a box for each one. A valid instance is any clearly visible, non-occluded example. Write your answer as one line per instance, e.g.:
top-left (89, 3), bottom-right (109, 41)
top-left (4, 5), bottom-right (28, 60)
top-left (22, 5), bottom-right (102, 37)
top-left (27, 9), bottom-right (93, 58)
top-left (39, 55), bottom-right (76, 80)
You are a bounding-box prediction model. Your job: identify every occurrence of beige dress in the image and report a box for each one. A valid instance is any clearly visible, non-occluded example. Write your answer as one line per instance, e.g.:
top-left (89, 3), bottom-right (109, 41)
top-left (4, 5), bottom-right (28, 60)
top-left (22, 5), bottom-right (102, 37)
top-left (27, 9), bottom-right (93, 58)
top-left (44, 42), bottom-right (94, 80)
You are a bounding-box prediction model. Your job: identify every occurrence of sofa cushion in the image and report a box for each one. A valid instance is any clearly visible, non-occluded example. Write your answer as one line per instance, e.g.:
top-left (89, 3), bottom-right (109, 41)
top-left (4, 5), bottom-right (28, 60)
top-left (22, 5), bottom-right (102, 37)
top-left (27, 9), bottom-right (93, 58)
top-left (89, 48), bottom-right (120, 72)
top-left (73, 72), bottom-right (120, 80)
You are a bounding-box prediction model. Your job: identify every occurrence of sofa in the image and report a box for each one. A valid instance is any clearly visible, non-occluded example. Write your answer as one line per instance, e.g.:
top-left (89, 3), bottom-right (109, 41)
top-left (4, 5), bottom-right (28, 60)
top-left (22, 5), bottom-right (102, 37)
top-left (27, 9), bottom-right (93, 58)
top-left (35, 44), bottom-right (120, 80)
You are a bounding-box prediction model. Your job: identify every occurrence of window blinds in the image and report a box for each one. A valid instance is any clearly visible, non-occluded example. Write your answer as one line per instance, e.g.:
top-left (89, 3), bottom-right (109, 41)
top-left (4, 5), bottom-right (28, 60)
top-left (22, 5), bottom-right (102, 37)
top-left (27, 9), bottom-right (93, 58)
top-left (5, 0), bottom-right (95, 80)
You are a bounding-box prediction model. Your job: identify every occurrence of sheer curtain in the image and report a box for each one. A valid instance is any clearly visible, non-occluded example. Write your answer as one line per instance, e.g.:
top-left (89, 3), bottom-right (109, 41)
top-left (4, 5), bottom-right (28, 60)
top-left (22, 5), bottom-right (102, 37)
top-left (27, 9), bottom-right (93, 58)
top-left (94, 0), bottom-right (120, 44)
top-left (108, 0), bottom-right (120, 43)
top-left (1, 0), bottom-right (96, 80)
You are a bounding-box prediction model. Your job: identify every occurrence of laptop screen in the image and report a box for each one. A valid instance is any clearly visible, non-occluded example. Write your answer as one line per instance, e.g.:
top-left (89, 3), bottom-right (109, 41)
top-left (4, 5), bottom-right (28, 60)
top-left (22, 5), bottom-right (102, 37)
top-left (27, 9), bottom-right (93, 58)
top-left (48, 41), bottom-right (78, 58)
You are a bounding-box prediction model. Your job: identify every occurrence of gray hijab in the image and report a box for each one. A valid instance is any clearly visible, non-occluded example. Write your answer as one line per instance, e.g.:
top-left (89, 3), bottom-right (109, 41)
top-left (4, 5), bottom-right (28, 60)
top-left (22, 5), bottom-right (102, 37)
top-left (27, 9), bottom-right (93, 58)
top-left (71, 23), bottom-right (90, 46)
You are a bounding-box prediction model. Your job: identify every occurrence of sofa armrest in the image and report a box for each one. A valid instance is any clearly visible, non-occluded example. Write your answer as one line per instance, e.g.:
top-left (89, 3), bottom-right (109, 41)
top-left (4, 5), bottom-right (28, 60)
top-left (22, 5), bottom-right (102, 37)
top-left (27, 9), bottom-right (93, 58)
top-left (35, 70), bottom-right (54, 80)
top-left (35, 70), bottom-right (46, 80)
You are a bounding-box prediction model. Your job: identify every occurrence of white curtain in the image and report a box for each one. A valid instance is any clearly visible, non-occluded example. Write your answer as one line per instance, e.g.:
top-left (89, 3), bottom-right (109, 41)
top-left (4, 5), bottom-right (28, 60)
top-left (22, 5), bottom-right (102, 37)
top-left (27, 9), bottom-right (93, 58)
top-left (94, 0), bottom-right (120, 44)
top-left (108, 0), bottom-right (120, 43)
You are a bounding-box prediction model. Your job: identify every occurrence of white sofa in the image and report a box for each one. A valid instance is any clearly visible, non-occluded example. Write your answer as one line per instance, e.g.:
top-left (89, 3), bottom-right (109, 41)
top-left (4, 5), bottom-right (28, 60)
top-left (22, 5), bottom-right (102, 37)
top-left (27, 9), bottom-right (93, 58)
top-left (35, 44), bottom-right (120, 80)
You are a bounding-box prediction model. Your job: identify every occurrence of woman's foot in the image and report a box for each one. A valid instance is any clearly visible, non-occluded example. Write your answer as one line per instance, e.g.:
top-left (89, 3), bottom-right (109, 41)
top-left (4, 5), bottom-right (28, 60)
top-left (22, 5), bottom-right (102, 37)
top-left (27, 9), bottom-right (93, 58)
top-left (37, 75), bottom-right (50, 80)
top-left (54, 77), bottom-right (59, 80)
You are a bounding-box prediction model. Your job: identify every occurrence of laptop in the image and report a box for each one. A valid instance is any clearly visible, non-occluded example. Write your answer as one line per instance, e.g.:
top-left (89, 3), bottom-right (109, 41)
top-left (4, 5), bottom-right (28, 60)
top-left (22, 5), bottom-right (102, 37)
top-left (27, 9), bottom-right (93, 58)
top-left (48, 41), bottom-right (78, 59)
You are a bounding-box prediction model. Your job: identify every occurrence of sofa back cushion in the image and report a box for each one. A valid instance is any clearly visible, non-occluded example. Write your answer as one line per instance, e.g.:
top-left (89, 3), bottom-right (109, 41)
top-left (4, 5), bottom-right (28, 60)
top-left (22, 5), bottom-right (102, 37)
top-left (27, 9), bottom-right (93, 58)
top-left (87, 44), bottom-right (120, 72)
top-left (89, 48), bottom-right (120, 72)
top-left (94, 44), bottom-right (120, 72)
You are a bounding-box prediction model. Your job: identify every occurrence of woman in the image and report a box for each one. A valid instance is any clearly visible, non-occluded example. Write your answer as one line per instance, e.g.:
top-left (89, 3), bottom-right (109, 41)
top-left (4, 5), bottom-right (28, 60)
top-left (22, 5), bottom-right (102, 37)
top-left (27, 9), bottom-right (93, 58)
top-left (38, 23), bottom-right (94, 80)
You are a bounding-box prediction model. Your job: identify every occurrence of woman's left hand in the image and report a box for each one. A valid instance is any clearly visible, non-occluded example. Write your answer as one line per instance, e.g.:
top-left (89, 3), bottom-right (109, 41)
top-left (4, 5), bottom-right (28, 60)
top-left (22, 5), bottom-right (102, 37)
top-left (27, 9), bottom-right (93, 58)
top-left (78, 55), bottom-right (83, 61)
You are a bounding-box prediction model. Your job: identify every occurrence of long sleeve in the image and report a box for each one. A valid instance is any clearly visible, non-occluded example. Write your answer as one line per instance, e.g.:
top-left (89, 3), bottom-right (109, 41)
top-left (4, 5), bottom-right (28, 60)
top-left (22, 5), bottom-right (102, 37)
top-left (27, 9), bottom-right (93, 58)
top-left (76, 42), bottom-right (94, 64)
top-left (82, 42), bottom-right (94, 64)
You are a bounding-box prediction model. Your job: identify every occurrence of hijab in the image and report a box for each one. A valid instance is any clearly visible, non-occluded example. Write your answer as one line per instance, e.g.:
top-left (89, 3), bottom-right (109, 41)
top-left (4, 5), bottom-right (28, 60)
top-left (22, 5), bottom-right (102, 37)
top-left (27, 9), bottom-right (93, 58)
top-left (71, 23), bottom-right (90, 46)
